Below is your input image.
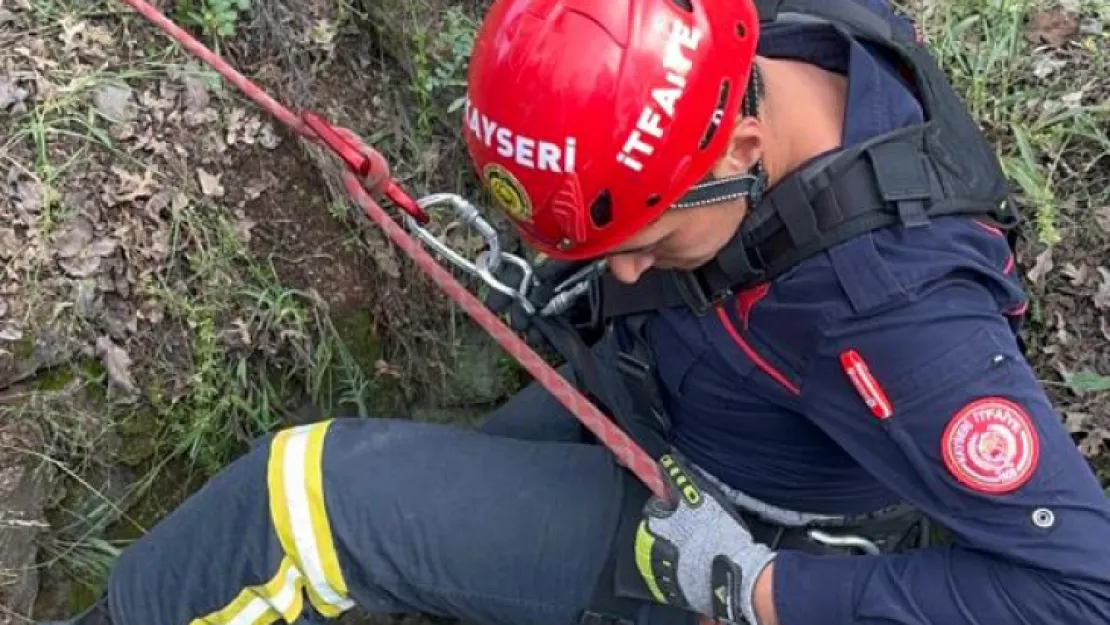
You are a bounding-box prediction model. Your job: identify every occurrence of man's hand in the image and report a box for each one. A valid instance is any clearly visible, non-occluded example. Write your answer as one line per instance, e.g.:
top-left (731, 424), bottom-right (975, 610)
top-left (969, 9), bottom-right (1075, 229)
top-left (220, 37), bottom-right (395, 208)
top-left (635, 454), bottom-right (777, 625)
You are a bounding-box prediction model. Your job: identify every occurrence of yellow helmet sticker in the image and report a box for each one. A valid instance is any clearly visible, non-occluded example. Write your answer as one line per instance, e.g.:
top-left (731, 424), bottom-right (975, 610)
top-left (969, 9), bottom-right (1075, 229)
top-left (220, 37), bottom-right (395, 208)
top-left (484, 164), bottom-right (532, 222)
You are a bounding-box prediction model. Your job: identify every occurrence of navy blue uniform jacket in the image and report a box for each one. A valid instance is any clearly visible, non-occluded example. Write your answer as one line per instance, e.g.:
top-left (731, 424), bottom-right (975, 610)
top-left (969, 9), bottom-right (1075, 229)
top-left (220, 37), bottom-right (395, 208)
top-left (643, 2), bottom-right (1110, 623)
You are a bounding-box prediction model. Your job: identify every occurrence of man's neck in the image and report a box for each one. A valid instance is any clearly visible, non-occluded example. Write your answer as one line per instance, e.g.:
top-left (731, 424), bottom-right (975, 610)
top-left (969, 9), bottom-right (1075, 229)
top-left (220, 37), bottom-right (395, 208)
top-left (757, 57), bottom-right (848, 186)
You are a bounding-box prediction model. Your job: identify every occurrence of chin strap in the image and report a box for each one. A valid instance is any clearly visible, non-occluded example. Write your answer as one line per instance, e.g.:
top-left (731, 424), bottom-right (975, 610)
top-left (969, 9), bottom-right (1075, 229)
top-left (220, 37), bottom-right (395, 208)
top-left (672, 171), bottom-right (766, 210)
top-left (672, 62), bottom-right (767, 212)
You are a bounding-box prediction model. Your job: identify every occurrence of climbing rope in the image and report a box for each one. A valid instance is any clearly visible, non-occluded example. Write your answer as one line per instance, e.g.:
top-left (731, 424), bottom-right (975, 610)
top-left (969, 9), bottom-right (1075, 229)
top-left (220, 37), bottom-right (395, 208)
top-left (117, 0), bottom-right (669, 501)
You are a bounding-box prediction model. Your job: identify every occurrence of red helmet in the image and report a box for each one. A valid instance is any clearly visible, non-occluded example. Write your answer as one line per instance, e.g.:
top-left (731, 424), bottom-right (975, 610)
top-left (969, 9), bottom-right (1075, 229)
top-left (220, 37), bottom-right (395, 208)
top-left (463, 0), bottom-right (761, 260)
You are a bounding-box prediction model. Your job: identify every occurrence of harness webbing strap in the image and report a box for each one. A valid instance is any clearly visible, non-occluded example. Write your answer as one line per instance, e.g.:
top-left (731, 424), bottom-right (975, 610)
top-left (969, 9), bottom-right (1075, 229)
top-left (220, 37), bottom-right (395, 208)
top-left (526, 314), bottom-right (671, 461)
top-left (599, 127), bottom-right (1015, 319)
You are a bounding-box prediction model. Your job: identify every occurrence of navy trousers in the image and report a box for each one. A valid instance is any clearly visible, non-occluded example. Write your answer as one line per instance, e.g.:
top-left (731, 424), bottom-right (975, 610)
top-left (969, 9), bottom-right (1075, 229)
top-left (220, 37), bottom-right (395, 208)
top-left (105, 374), bottom-right (667, 625)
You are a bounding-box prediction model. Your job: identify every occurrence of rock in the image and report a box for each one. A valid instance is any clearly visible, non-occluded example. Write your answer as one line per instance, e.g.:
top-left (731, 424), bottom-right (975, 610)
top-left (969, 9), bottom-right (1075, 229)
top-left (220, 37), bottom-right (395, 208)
top-left (0, 326), bottom-right (83, 390)
top-left (443, 325), bottom-right (516, 407)
top-left (0, 421), bottom-right (50, 621)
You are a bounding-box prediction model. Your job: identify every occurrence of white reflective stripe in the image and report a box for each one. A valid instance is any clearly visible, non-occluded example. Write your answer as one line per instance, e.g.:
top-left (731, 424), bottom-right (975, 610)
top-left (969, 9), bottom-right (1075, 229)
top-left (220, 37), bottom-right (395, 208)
top-left (282, 427), bottom-right (354, 610)
top-left (226, 565), bottom-right (303, 625)
top-left (190, 557), bottom-right (306, 625)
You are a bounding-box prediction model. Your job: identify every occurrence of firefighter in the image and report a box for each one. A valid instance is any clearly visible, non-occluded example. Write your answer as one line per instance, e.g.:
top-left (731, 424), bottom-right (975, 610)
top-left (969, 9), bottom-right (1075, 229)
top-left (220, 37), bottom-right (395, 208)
top-left (41, 0), bottom-right (1110, 624)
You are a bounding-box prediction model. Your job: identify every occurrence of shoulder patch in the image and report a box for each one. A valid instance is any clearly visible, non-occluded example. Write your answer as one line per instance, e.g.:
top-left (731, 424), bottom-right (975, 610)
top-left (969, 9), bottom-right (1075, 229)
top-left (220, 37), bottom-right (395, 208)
top-left (941, 397), bottom-right (1040, 494)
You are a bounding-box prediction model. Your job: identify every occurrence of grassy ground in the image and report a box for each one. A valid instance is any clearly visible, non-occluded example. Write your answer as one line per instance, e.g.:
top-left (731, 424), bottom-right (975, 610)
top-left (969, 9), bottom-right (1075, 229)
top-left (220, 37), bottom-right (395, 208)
top-left (0, 0), bottom-right (1107, 622)
top-left (0, 0), bottom-right (497, 619)
top-left (910, 0), bottom-right (1110, 480)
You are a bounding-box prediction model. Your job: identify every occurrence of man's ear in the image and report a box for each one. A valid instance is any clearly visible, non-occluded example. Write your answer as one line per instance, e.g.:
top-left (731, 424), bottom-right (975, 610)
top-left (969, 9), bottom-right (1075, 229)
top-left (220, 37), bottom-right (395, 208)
top-left (710, 116), bottom-right (763, 179)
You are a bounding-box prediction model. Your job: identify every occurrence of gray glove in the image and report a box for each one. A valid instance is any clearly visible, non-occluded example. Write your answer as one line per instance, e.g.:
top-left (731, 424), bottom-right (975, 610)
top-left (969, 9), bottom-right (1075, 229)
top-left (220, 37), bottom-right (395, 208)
top-left (635, 454), bottom-right (777, 625)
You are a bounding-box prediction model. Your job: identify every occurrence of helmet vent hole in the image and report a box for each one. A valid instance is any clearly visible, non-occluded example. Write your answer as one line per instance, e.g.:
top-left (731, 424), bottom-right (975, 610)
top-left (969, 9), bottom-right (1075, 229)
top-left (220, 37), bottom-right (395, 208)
top-left (669, 0), bottom-right (693, 12)
top-left (698, 79), bottom-right (731, 150)
top-left (590, 191), bottom-right (613, 227)
top-left (646, 194), bottom-right (661, 207)
top-left (736, 22), bottom-right (748, 38)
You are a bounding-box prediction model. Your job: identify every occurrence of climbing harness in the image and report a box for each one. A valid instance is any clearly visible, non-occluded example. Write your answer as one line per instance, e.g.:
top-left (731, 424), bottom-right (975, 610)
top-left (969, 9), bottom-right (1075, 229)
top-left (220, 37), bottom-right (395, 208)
top-left (595, 0), bottom-right (1022, 319)
top-left (489, 0), bottom-right (1027, 471)
top-left (566, 2), bottom-right (1024, 623)
top-left (117, 0), bottom-right (671, 501)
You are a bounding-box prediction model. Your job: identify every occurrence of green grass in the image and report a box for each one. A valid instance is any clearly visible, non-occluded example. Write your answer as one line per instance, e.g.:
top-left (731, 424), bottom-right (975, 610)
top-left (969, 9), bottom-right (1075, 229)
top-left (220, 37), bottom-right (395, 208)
top-left (409, 4), bottom-right (477, 140)
top-left (0, 4), bottom-right (396, 609)
top-left (917, 0), bottom-right (1110, 247)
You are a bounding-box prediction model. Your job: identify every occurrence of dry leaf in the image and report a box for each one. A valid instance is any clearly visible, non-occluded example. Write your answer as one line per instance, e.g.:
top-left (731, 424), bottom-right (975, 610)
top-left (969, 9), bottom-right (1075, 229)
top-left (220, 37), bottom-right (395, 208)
top-left (74, 280), bottom-right (99, 318)
top-left (0, 227), bottom-right (19, 259)
top-left (183, 74), bottom-right (209, 111)
top-left (92, 82), bottom-right (137, 123)
top-left (1026, 10), bottom-right (1079, 47)
top-left (234, 215), bottom-right (256, 243)
top-left (0, 322), bottom-right (22, 342)
top-left (59, 254), bottom-right (101, 278)
top-left (1061, 90), bottom-right (1085, 106)
top-left (1065, 410), bottom-right (1090, 434)
top-left (89, 237), bottom-right (119, 257)
top-left (1094, 267), bottom-right (1110, 310)
top-left (258, 124), bottom-right (281, 149)
top-left (1032, 55), bottom-right (1068, 78)
top-left (1052, 310), bottom-right (1070, 347)
top-left (1096, 206), bottom-right (1110, 234)
top-left (220, 318), bottom-right (252, 349)
top-left (183, 107), bottom-right (218, 128)
top-left (112, 166), bottom-right (158, 204)
top-left (144, 190), bottom-right (172, 221)
top-left (375, 360), bottom-right (401, 378)
top-left (95, 335), bottom-right (138, 394)
top-left (1080, 429), bottom-right (1110, 459)
top-left (1062, 263), bottom-right (1088, 286)
top-left (58, 17), bottom-right (86, 52)
top-left (8, 168), bottom-right (42, 214)
top-left (138, 85), bottom-right (175, 114)
top-left (243, 179), bottom-right (270, 201)
top-left (0, 75), bottom-right (29, 113)
top-left (1027, 247), bottom-right (1054, 285)
top-left (139, 299), bottom-right (164, 325)
top-left (171, 192), bottom-right (189, 217)
top-left (197, 168), bottom-right (224, 197)
top-left (52, 217), bottom-right (93, 258)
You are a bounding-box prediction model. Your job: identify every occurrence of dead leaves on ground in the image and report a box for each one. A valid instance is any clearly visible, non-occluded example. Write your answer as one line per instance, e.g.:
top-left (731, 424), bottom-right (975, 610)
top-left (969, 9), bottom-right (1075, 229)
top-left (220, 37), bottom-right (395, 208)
top-left (1, 11), bottom-right (288, 399)
top-left (197, 168), bottom-right (225, 197)
top-left (95, 335), bottom-right (137, 394)
top-left (1026, 9), bottom-right (1080, 48)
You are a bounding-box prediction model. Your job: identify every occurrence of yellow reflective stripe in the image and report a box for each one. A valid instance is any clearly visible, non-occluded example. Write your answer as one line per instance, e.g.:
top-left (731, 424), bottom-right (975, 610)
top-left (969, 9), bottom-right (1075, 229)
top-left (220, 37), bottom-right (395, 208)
top-left (634, 521), bottom-right (667, 603)
top-left (188, 557), bottom-right (305, 625)
top-left (304, 421), bottom-right (350, 604)
top-left (268, 421), bottom-right (354, 618)
top-left (269, 428), bottom-right (295, 566)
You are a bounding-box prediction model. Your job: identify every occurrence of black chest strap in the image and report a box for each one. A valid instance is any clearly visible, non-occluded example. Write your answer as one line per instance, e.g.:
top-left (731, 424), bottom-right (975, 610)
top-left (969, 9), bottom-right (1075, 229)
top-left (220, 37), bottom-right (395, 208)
top-left (601, 124), bottom-right (1019, 319)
